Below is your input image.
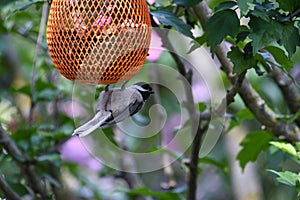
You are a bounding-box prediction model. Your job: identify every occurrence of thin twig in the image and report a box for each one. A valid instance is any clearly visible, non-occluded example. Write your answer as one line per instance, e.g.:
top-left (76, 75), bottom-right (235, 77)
top-left (28, 3), bottom-right (49, 125)
top-left (213, 71), bottom-right (247, 118)
top-left (199, 71), bottom-right (247, 121)
top-left (184, 72), bottom-right (246, 199)
top-left (0, 175), bottom-right (21, 200)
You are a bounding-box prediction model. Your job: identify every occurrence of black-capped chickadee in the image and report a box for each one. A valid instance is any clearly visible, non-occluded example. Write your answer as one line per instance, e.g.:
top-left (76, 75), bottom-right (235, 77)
top-left (72, 83), bottom-right (154, 137)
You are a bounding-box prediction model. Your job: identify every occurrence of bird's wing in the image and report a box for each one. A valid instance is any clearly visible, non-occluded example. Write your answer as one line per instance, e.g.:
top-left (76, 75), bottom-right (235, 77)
top-left (72, 110), bottom-right (112, 137)
top-left (100, 98), bottom-right (142, 127)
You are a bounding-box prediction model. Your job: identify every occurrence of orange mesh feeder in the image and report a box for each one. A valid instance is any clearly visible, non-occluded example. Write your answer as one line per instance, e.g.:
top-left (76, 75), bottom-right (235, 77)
top-left (46, 0), bottom-right (151, 84)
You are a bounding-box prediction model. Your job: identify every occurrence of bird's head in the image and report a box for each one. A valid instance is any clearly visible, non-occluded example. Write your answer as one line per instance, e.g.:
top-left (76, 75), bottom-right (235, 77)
top-left (133, 82), bottom-right (154, 101)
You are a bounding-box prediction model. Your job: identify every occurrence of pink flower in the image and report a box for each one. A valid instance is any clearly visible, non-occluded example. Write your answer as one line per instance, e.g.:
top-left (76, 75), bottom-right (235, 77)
top-left (60, 137), bottom-right (103, 171)
top-left (147, 0), bottom-right (156, 4)
top-left (147, 31), bottom-right (163, 62)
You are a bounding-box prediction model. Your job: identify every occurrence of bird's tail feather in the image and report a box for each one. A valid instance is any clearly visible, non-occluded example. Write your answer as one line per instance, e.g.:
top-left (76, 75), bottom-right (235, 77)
top-left (72, 111), bottom-right (111, 137)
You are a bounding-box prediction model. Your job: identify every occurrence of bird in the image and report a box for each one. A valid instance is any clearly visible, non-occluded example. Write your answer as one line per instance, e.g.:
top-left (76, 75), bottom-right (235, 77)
top-left (72, 82), bottom-right (154, 137)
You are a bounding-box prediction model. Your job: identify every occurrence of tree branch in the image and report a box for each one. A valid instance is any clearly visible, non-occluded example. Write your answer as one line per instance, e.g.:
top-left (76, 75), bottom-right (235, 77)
top-left (0, 124), bottom-right (47, 198)
top-left (0, 175), bottom-right (21, 200)
top-left (186, 122), bottom-right (209, 200)
top-left (263, 63), bottom-right (300, 126)
top-left (153, 27), bottom-right (205, 200)
top-left (192, 1), bottom-right (300, 142)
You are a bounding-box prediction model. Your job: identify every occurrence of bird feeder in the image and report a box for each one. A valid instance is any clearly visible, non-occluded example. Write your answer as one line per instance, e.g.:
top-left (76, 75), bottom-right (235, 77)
top-left (46, 0), bottom-right (151, 84)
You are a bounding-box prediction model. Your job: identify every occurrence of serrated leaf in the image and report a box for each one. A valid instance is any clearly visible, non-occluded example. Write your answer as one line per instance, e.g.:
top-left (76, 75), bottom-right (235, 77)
top-left (268, 170), bottom-right (300, 186)
top-left (237, 0), bottom-right (254, 15)
top-left (227, 46), bottom-right (257, 74)
top-left (215, 1), bottom-right (237, 11)
top-left (280, 24), bottom-right (300, 58)
top-left (173, 0), bottom-right (202, 7)
top-left (206, 9), bottom-right (240, 53)
top-left (264, 46), bottom-right (293, 71)
top-left (269, 141), bottom-right (297, 157)
top-left (151, 10), bottom-right (194, 38)
top-left (237, 130), bottom-right (274, 170)
top-left (250, 5), bottom-right (270, 21)
top-left (248, 16), bottom-right (282, 54)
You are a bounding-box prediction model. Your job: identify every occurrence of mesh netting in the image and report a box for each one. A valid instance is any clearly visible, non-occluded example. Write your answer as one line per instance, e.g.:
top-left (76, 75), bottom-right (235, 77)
top-left (46, 0), bottom-right (151, 84)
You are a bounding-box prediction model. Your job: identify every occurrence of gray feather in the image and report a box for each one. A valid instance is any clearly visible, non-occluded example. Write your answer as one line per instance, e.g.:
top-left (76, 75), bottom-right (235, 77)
top-left (72, 110), bottom-right (112, 137)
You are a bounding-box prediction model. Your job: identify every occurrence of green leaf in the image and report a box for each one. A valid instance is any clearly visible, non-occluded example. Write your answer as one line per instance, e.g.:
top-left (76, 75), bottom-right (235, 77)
top-left (8, 182), bottom-right (29, 196)
top-left (296, 142), bottom-right (300, 151)
top-left (236, 28), bottom-right (250, 43)
top-left (269, 141), bottom-right (297, 157)
top-left (264, 46), bottom-right (293, 71)
top-left (250, 5), bottom-right (270, 22)
top-left (197, 102), bottom-right (207, 112)
top-left (19, 2), bottom-right (36, 11)
top-left (268, 170), bottom-right (300, 186)
top-left (151, 10), bottom-right (194, 38)
top-left (227, 46), bottom-right (257, 74)
top-left (280, 24), bottom-right (300, 58)
top-left (36, 154), bottom-right (61, 162)
top-left (199, 157), bottom-right (228, 174)
top-left (127, 188), bottom-right (182, 200)
top-left (248, 16), bottom-right (282, 54)
top-left (206, 9), bottom-right (240, 53)
top-left (276, 0), bottom-right (300, 12)
top-left (173, 0), bottom-right (202, 7)
top-left (237, 0), bottom-right (254, 15)
top-left (187, 33), bottom-right (207, 53)
top-left (10, 84), bottom-right (31, 96)
top-left (237, 130), bottom-right (274, 170)
top-left (228, 108), bottom-right (254, 131)
top-left (215, 1), bottom-right (237, 11)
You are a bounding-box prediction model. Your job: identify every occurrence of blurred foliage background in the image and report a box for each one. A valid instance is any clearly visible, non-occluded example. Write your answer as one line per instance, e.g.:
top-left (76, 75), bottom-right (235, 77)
top-left (1, 0), bottom-right (300, 200)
